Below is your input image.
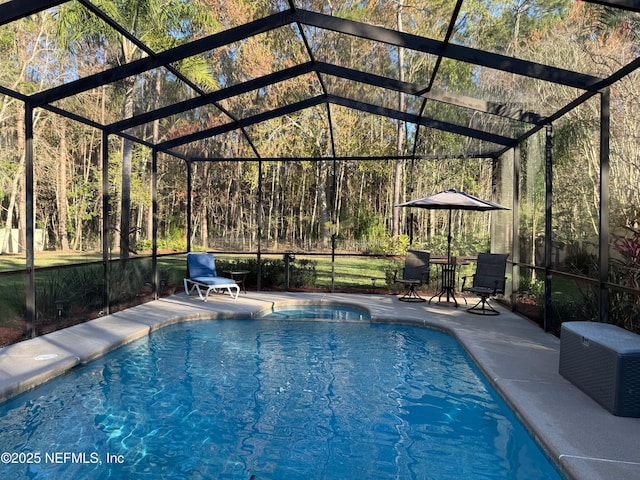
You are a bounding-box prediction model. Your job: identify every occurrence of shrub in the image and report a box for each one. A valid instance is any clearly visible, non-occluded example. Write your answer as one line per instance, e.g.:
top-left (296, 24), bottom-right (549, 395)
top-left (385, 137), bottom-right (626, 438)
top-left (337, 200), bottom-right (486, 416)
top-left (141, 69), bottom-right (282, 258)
top-left (609, 226), bottom-right (640, 333)
top-left (564, 250), bottom-right (598, 277)
top-left (213, 257), bottom-right (317, 290)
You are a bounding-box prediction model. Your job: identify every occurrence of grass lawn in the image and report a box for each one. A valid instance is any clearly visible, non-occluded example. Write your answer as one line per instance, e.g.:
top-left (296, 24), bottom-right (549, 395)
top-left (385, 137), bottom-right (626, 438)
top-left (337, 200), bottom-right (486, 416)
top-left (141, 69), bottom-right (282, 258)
top-left (299, 254), bottom-right (401, 291)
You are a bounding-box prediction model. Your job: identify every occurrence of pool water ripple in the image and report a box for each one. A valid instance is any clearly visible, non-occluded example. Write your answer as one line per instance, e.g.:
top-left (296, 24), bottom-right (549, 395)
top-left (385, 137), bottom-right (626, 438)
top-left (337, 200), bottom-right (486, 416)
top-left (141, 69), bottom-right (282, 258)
top-left (0, 319), bottom-right (562, 479)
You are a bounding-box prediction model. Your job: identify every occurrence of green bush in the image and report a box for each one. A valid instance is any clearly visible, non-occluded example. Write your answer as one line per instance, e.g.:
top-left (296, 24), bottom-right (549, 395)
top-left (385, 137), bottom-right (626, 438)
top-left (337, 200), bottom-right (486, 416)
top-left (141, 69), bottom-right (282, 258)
top-left (213, 257), bottom-right (317, 290)
top-left (135, 238), bottom-right (189, 252)
top-left (564, 250), bottom-right (598, 277)
top-left (109, 261), bottom-right (152, 307)
top-left (384, 261), bottom-right (403, 291)
top-left (27, 266), bottom-right (104, 324)
top-left (608, 226), bottom-right (640, 333)
top-left (518, 276), bottom-right (544, 302)
top-left (22, 260), bottom-right (178, 326)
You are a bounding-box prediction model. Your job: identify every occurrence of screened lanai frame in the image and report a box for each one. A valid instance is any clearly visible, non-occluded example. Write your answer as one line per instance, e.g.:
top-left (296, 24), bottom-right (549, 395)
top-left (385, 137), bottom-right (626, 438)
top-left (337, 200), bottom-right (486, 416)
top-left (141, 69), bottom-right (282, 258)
top-left (1, 0), bottom-right (639, 337)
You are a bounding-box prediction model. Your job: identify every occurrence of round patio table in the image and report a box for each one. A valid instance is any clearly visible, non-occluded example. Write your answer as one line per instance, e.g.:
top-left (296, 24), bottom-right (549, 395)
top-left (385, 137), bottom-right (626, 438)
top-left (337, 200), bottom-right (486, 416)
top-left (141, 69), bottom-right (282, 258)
top-left (224, 270), bottom-right (250, 294)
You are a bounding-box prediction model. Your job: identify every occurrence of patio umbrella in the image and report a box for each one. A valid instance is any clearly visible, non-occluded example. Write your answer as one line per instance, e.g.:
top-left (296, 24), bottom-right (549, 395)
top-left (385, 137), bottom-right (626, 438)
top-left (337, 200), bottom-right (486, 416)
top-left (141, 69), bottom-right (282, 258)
top-left (396, 189), bottom-right (510, 260)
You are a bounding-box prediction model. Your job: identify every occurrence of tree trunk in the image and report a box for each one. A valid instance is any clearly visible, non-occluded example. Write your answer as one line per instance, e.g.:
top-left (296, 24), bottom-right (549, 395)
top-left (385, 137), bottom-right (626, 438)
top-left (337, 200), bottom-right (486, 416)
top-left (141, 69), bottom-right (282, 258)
top-left (392, 2), bottom-right (405, 239)
top-left (58, 121), bottom-right (70, 251)
top-left (147, 69), bottom-right (163, 242)
top-left (267, 162), bottom-right (279, 247)
top-left (200, 162), bottom-right (209, 249)
top-left (1, 115), bottom-right (25, 254)
top-left (317, 162), bottom-right (330, 247)
top-left (119, 79), bottom-right (135, 261)
top-left (72, 138), bottom-right (94, 251)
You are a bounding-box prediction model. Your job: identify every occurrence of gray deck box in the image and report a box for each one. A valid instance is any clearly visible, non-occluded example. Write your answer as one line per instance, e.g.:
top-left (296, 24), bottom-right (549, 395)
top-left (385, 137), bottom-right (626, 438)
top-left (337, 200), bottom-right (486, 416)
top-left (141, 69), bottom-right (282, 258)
top-left (559, 321), bottom-right (640, 417)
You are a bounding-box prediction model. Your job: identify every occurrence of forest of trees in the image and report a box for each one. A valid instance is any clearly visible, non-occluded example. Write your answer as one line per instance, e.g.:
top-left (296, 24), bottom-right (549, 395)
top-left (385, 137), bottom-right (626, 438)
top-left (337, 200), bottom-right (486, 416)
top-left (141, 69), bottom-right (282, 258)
top-left (0, 0), bottom-right (638, 268)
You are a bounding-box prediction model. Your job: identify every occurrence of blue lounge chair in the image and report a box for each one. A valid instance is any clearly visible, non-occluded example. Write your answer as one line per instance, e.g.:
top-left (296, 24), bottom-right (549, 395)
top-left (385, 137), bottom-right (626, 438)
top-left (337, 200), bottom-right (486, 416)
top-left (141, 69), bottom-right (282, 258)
top-left (184, 252), bottom-right (240, 301)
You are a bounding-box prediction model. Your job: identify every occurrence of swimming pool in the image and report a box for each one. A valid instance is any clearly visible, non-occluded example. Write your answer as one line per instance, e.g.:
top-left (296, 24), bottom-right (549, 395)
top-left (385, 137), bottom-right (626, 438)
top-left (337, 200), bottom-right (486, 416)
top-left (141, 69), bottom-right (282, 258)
top-left (0, 318), bottom-right (562, 479)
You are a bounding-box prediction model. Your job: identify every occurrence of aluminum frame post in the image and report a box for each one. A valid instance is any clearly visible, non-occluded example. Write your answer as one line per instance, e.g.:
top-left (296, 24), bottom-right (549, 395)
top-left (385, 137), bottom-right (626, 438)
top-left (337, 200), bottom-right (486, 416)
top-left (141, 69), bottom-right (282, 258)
top-left (257, 159), bottom-right (262, 290)
top-left (511, 146), bottom-right (520, 307)
top-left (544, 124), bottom-right (553, 332)
top-left (186, 160), bottom-right (192, 253)
top-left (25, 103), bottom-right (35, 338)
top-left (101, 129), bottom-right (110, 315)
top-left (152, 148), bottom-right (158, 299)
top-left (599, 88), bottom-right (611, 323)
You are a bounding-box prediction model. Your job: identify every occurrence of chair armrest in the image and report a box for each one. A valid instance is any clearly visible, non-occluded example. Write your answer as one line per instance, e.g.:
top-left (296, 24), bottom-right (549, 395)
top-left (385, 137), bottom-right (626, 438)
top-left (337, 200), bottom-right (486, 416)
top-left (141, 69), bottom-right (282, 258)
top-left (421, 268), bottom-right (430, 284)
top-left (488, 278), bottom-right (507, 295)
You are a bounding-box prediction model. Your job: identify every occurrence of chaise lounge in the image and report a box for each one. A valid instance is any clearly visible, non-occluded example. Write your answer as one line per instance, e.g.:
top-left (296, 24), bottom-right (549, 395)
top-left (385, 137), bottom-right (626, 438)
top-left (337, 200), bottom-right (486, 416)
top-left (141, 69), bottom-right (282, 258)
top-left (184, 252), bottom-right (240, 301)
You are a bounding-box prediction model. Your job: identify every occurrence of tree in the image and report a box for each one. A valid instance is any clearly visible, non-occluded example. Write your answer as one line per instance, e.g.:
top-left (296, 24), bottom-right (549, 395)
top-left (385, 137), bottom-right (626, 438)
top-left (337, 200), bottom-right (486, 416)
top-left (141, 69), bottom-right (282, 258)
top-left (57, 0), bottom-right (218, 260)
top-left (0, 12), bottom-right (56, 254)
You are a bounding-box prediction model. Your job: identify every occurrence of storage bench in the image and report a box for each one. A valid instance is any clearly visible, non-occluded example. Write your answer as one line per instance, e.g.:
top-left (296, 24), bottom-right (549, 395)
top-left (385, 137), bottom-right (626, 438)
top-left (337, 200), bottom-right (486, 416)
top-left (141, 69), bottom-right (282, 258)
top-left (559, 321), bottom-right (640, 417)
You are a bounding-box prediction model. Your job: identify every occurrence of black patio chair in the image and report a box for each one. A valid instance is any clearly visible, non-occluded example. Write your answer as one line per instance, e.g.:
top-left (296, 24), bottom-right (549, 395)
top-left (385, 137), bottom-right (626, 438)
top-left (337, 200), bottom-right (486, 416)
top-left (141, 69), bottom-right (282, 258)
top-left (462, 253), bottom-right (508, 315)
top-left (394, 250), bottom-right (430, 302)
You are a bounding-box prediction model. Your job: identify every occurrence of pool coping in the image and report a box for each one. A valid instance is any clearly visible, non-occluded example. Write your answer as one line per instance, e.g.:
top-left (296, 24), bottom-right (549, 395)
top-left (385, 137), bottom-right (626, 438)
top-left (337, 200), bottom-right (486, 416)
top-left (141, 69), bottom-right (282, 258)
top-left (0, 291), bottom-right (639, 479)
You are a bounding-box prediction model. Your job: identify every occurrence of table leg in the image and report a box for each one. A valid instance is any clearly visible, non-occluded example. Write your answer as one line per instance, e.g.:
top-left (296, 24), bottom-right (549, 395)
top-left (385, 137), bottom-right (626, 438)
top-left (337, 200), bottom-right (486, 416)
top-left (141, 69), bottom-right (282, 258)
top-left (429, 264), bottom-right (458, 307)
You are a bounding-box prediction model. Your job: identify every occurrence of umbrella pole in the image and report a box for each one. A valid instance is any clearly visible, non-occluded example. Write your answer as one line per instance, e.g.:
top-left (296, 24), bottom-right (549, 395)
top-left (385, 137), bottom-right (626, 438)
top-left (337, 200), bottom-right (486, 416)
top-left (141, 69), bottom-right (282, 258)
top-left (447, 209), bottom-right (452, 262)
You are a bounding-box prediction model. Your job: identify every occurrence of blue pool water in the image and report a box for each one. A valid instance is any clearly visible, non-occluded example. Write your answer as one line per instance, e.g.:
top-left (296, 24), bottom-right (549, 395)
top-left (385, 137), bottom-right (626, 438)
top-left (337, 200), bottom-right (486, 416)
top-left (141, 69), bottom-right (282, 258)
top-left (0, 319), bottom-right (562, 479)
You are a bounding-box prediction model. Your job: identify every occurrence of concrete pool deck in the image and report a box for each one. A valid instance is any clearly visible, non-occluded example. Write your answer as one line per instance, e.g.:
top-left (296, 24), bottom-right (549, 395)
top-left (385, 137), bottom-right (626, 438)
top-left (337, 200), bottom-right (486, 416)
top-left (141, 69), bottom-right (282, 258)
top-left (0, 291), bottom-right (638, 479)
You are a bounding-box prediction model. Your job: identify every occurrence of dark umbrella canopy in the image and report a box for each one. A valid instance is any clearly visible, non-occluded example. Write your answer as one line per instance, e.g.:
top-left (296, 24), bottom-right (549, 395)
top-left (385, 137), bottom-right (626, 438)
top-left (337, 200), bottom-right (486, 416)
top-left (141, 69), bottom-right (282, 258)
top-left (397, 189), bottom-right (510, 260)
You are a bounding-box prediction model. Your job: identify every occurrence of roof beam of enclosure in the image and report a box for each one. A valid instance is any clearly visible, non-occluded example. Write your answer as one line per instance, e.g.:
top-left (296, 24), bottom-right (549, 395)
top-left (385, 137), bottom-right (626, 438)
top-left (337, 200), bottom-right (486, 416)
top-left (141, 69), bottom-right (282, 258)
top-left (291, 5), bottom-right (337, 157)
top-left (27, 6), bottom-right (604, 117)
top-left (186, 153), bottom-right (491, 162)
top-left (315, 62), bottom-right (541, 123)
top-left (156, 96), bottom-right (327, 151)
top-left (417, 0), bottom-right (463, 96)
top-left (293, 9), bottom-right (604, 91)
top-left (325, 94), bottom-right (515, 146)
top-left (0, 0), bottom-right (66, 25)
top-left (115, 64), bottom-right (527, 149)
top-left (493, 56), bottom-right (640, 158)
top-left (78, 0), bottom-right (206, 99)
top-left (28, 9), bottom-right (297, 108)
top-left (109, 59), bottom-right (538, 137)
top-left (0, 85), bottom-right (27, 101)
top-left (79, 0), bottom-right (261, 157)
top-left (410, 0), bottom-right (463, 165)
top-left (158, 93), bottom-right (513, 153)
top-left (107, 62), bottom-right (316, 134)
top-left (114, 66), bottom-right (521, 150)
top-left (585, 0), bottom-right (640, 12)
